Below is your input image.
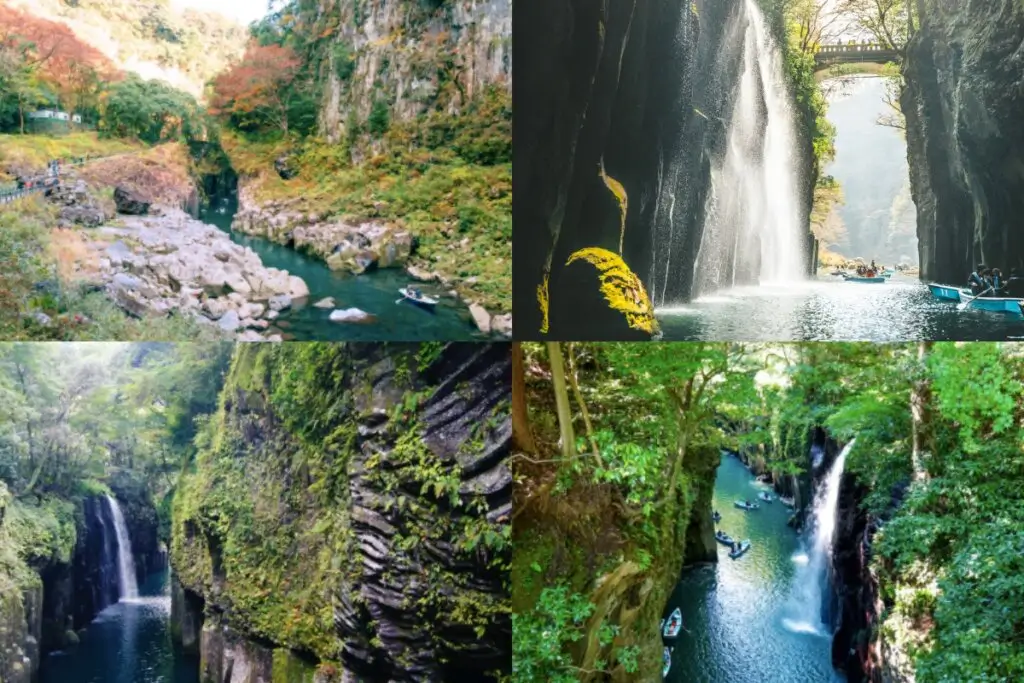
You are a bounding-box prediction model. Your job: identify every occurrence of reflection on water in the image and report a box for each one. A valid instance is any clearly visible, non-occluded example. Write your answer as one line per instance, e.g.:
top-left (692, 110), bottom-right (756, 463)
top-left (40, 570), bottom-right (198, 683)
top-left (665, 455), bottom-right (844, 683)
top-left (657, 277), bottom-right (1024, 341)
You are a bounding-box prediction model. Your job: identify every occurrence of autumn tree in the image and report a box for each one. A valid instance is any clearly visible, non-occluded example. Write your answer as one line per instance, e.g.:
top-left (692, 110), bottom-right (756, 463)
top-left (210, 42), bottom-right (306, 136)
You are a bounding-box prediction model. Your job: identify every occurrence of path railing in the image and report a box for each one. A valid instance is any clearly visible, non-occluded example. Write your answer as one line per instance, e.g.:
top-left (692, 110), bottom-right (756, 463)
top-left (0, 152), bottom-right (134, 206)
top-left (814, 43), bottom-right (900, 66)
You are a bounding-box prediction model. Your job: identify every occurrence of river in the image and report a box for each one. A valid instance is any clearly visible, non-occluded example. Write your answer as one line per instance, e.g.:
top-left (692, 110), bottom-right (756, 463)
top-left (198, 196), bottom-right (481, 341)
top-left (656, 276), bottom-right (1024, 341)
top-left (40, 569), bottom-right (198, 683)
top-left (664, 455), bottom-right (845, 683)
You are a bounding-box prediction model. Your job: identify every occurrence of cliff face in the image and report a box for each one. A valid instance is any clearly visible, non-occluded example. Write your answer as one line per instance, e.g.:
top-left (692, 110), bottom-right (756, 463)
top-left (902, 0), bottom-right (1024, 282)
top-left (171, 343), bottom-right (511, 682)
top-left (320, 0), bottom-right (512, 142)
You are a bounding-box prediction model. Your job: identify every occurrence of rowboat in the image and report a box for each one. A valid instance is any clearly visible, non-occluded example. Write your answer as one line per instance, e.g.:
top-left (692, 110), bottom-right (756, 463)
top-left (663, 647), bottom-right (672, 678)
top-left (663, 607), bottom-right (683, 640)
top-left (842, 274), bottom-right (886, 283)
top-left (714, 530), bottom-right (734, 545)
top-left (758, 492), bottom-right (773, 503)
top-left (927, 284), bottom-right (965, 301)
top-left (712, 510), bottom-right (721, 523)
top-left (957, 293), bottom-right (1024, 315)
top-left (398, 287), bottom-right (438, 307)
top-left (734, 500), bottom-right (759, 510)
top-left (729, 540), bottom-right (752, 559)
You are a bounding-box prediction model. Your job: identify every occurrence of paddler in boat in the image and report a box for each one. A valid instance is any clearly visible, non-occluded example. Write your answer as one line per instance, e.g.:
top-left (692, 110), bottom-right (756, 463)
top-left (990, 268), bottom-right (1004, 297)
top-left (968, 264), bottom-right (986, 295)
top-left (1005, 268), bottom-right (1024, 297)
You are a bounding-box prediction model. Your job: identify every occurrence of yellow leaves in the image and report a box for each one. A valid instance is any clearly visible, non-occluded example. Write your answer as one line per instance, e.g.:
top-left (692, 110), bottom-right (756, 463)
top-left (598, 157), bottom-right (628, 255)
top-left (565, 247), bottom-right (659, 335)
top-left (537, 273), bottom-right (550, 334)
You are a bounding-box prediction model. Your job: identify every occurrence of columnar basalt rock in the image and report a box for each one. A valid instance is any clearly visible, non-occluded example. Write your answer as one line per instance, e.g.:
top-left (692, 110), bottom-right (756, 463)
top-left (902, 0), bottom-right (1024, 281)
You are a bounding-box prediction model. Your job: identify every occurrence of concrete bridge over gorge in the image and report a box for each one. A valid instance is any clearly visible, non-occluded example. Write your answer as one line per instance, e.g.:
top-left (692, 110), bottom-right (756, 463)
top-left (814, 43), bottom-right (901, 70)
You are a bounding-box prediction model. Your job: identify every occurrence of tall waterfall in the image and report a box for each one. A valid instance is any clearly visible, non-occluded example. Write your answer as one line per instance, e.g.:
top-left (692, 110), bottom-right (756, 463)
top-left (693, 0), bottom-right (804, 296)
top-left (105, 495), bottom-right (138, 600)
top-left (783, 439), bottom-right (853, 635)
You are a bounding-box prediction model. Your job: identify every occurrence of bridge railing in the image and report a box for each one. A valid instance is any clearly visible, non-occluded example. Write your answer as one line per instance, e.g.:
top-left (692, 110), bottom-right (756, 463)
top-left (816, 43), bottom-right (892, 54)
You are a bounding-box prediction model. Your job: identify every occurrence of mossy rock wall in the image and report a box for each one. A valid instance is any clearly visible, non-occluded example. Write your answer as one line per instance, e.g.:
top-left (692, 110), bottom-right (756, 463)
top-left (171, 343), bottom-right (511, 682)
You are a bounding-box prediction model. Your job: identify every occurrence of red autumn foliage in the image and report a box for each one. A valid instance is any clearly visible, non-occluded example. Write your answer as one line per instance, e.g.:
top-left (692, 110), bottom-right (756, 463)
top-left (210, 42), bottom-right (303, 134)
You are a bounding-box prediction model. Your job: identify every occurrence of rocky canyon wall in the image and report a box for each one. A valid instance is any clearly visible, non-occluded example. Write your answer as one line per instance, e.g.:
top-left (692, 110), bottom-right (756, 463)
top-left (902, 0), bottom-right (1024, 282)
top-left (170, 343), bottom-right (511, 682)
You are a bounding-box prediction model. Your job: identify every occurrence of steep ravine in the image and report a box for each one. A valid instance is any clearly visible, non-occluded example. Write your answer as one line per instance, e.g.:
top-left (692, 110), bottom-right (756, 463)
top-left (169, 344), bottom-right (511, 682)
top-left (902, 0), bottom-right (1024, 282)
top-left (514, 0), bottom-right (818, 340)
top-left (0, 485), bottom-right (163, 683)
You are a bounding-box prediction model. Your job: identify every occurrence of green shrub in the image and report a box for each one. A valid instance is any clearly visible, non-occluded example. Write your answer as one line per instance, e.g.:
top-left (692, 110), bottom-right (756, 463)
top-left (368, 99), bottom-right (391, 136)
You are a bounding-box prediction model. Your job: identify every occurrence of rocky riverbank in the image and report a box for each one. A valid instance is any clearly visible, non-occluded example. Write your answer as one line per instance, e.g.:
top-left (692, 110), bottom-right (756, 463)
top-left (234, 181), bottom-right (512, 338)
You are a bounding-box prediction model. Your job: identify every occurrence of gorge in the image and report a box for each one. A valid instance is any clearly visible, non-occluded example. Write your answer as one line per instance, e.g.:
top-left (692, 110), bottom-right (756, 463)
top-left (0, 342), bottom-right (512, 683)
top-left (512, 342), bottom-right (1024, 682)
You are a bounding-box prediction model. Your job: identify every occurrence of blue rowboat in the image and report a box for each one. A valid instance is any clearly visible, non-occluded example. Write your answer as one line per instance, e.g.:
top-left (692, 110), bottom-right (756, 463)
top-left (958, 293), bottom-right (1024, 315)
top-left (729, 540), bottom-right (752, 559)
top-left (663, 647), bottom-right (672, 677)
top-left (714, 530), bottom-right (734, 545)
top-left (734, 500), bottom-right (759, 510)
top-left (843, 275), bottom-right (886, 283)
top-left (663, 607), bottom-right (683, 640)
top-left (928, 284), bottom-right (964, 301)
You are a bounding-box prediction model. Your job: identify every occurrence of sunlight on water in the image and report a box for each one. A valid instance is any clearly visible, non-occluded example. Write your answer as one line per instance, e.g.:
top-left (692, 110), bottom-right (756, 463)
top-left (791, 553), bottom-right (809, 565)
top-left (782, 618), bottom-right (825, 636)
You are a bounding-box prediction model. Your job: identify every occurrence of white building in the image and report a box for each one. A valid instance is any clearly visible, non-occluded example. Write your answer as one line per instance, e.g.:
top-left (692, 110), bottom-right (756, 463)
top-left (27, 109), bottom-right (83, 124)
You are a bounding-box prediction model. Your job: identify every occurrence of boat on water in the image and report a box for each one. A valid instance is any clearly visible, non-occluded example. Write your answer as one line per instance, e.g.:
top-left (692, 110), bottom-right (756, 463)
top-left (842, 274), bottom-right (886, 283)
top-left (663, 647), bottom-right (672, 678)
top-left (714, 530), bottom-right (734, 545)
top-left (928, 283), bottom-right (965, 301)
top-left (757, 492), bottom-right (773, 503)
top-left (729, 540), bottom-right (752, 559)
top-left (398, 286), bottom-right (439, 308)
top-left (662, 607), bottom-right (683, 640)
top-left (956, 293), bottom-right (1024, 315)
top-left (882, 270), bottom-right (895, 277)
top-left (712, 510), bottom-right (721, 523)
top-left (734, 500), bottom-right (759, 510)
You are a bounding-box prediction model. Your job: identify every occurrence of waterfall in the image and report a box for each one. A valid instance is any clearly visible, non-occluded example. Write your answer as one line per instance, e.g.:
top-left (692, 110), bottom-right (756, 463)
top-left (783, 439), bottom-right (853, 635)
top-left (104, 495), bottom-right (139, 600)
top-left (693, 0), bottom-right (804, 296)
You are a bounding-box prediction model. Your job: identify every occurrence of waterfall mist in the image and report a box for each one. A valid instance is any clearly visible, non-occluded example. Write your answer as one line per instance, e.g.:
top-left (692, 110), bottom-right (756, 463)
top-left (691, 0), bottom-right (804, 297)
top-left (105, 495), bottom-right (139, 600)
top-left (783, 439), bottom-right (853, 635)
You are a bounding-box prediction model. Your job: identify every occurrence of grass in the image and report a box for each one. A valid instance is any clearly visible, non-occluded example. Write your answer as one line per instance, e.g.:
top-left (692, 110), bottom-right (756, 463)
top-left (221, 87), bottom-right (512, 313)
top-left (0, 131), bottom-right (143, 180)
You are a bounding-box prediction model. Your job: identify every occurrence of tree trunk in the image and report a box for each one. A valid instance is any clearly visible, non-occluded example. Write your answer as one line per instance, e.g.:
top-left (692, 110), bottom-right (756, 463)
top-left (566, 343), bottom-right (603, 467)
top-left (546, 342), bottom-right (576, 460)
top-left (511, 342), bottom-right (537, 453)
top-left (910, 341), bottom-right (933, 481)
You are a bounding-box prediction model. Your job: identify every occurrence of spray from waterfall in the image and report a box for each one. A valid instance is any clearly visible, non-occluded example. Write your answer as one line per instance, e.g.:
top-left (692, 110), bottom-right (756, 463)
top-left (693, 0), bottom-right (804, 296)
top-left (783, 439), bottom-right (853, 635)
top-left (105, 495), bottom-right (139, 600)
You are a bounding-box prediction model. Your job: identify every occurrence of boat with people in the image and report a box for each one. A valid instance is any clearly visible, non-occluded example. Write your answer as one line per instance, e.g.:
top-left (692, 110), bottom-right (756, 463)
top-left (712, 510), bottom-right (721, 523)
top-left (927, 284), bottom-right (1024, 315)
top-left (928, 283), bottom-right (965, 301)
top-left (714, 530), bottom-right (734, 545)
top-left (663, 647), bottom-right (672, 678)
top-left (662, 607), bottom-right (683, 640)
top-left (734, 500), bottom-right (759, 510)
top-left (842, 274), bottom-right (886, 283)
top-left (729, 540), bottom-right (752, 559)
top-left (398, 286), bottom-right (439, 308)
top-left (757, 492), bottom-right (773, 503)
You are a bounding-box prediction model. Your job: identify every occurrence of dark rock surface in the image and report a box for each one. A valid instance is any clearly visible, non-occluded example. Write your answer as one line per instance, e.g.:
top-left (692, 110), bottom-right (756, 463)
top-left (275, 154), bottom-right (298, 180)
top-left (902, 0), bottom-right (1024, 282)
top-left (682, 446), bottom-right (722, 564)
top-left (514, 0), bottom-right (815, 339)
top-left (44, 179), bottom-right (107, 227)
top-left (114, 186), bottom-right (151, 215)
top-left (170, 576), bottom-right (204, 655)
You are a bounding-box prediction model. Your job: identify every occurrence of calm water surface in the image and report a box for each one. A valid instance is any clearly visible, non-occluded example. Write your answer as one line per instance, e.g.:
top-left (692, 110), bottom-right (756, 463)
top-left (200, 200), bottom-right (481, 341)
top-left (658, 276), bottom-right (1024, 341)
top-left (40, 570), bottom-right (198, 683)
top-left (665, 456), bottom-right (844, 683)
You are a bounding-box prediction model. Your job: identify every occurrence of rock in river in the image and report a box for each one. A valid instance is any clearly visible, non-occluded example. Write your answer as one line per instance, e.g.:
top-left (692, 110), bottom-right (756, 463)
top-left (114, 186), bottom-right (151, 215)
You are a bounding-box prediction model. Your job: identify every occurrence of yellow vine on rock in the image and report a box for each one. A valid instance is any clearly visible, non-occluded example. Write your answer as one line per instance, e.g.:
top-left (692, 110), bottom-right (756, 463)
top-left (565, 247), bottom-right (659, 335)
top-left (537, 274), bottom-right (550, 334)
top-left (598, 158), bottom-right (628, 255)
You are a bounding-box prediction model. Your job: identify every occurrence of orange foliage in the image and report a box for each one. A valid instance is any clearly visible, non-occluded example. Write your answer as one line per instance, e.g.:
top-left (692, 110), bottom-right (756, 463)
top-left (210, 42), bottom-right (302, 134)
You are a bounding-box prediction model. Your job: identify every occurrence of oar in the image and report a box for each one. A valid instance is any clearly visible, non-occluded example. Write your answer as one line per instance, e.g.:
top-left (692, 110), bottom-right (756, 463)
top-left (958, 286), bottom-right (993, 311)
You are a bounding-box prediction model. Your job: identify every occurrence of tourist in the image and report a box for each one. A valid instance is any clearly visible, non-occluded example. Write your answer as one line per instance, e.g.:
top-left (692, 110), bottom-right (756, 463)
top-left (968, 264), bottom-right (986, 295)
top-left (991, 268), bottom-right (1004, 296)
top-left (1005, 268), bottom-right (1024, 297)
